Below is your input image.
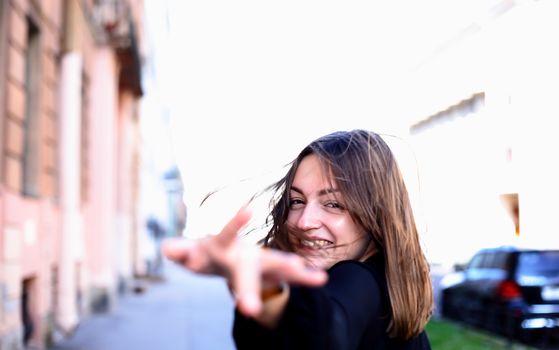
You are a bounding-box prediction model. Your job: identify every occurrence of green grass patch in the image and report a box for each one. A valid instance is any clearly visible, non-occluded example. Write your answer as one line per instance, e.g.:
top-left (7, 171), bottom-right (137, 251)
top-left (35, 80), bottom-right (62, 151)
top-left (426, 318), bottom-right (536, 350)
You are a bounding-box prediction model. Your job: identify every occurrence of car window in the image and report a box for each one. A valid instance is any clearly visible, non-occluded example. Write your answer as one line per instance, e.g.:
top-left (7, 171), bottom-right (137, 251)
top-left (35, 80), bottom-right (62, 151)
top-left (491, 252), bottom-right (510, 270)
top-left (480, 253), bottom-right (494, 268)
top-left (517, 251), bottom-right (559, 277)
top-left (469, 252), bottom-right (504, 269)
top-left (468, 253), bottom-right (485, 269)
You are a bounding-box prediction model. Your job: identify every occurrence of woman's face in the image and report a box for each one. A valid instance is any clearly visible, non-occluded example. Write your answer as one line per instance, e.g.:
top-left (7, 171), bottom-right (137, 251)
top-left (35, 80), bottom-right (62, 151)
top-left (287, 154), bottom-right (369, 269)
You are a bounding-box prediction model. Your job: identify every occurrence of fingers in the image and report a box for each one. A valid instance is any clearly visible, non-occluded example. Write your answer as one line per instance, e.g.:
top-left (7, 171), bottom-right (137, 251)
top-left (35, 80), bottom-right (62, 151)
top-left (230, 248), bottom-right (328, 318)
top-left (161, 237), bottom-right (210, 273)
top-left (215, 205), bottom-right (252, 246)
top-left (231, 243), bottom-right (262, 317)
top-left (161, 237), bottom-right (192, 263)
top-left (161, 204), bottom-right (252, 276)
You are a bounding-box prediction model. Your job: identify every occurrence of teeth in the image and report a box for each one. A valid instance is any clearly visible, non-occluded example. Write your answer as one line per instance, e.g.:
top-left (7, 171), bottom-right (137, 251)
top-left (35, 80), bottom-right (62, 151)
top-left (301, 239), bottom-right (332, 248)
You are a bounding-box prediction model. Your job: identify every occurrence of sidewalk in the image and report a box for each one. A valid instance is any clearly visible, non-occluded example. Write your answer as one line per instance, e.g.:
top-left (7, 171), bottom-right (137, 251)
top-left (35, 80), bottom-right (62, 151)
top-left (50, 261), bottom-right (236, 350)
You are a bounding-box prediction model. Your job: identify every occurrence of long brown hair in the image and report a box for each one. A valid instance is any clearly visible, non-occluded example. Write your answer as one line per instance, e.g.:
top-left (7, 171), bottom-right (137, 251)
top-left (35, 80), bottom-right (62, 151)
top-left (262, 129), bottom-right (433, 340)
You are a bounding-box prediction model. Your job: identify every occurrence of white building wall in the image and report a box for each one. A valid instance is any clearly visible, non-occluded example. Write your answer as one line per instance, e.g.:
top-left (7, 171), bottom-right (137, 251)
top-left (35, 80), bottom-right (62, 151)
top-left (404, 0), bottom-right (559, 267)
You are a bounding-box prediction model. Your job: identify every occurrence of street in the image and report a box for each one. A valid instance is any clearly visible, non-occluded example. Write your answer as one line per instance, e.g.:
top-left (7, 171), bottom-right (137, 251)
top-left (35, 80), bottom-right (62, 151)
top-left (50, 261), bottom-right (236, 350)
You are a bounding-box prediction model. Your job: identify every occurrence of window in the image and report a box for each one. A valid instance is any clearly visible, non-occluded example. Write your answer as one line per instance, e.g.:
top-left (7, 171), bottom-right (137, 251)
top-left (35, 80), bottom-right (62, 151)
top-left (517, 251), bottom-right (559, 277)
top-left (468, 253), bottom-right (485, 269)
top-left (50, 266), bottom-right (58, 326)
top-left (21, 278), bottom-right (36, 345)
top-left (22, 17), bottom-right (41, 197)
top-left (0, 0), bottom-right (7, 180)
top-left (490, 252), bottom-right (510, 270)
top-left (80, 71), bottom-right (90, 203)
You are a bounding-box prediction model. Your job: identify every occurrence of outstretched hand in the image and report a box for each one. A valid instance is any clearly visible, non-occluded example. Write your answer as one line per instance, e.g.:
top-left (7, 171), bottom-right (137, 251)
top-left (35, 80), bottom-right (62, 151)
top-left (161, 206), bottom-right (328, 316)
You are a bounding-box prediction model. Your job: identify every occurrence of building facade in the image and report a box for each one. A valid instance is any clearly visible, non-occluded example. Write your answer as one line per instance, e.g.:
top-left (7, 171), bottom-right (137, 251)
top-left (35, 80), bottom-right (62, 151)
top-left (0, 0), bottom-right (145, 348)
top-left (399, 0), bottom-right (559, 266)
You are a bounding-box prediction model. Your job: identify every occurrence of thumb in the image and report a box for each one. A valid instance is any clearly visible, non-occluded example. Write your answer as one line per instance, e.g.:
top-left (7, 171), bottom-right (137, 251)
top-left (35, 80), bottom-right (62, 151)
top-left (215, 205), bottom-right (252, 246)
top-left (161, 237), bottom-right (193, 263)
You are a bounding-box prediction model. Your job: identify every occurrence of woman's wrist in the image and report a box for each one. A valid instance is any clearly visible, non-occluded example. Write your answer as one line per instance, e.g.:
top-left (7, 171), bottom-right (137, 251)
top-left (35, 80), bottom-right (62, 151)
top-left (261, 282), bottom-right (287, 301)
top-left (227, 281), bottom-right (288, 302)
top-left (256, 282), bottom-right (290, 328)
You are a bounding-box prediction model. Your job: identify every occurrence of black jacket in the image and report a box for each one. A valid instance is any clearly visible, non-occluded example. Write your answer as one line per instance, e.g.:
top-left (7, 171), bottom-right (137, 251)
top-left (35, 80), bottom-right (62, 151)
top-left (233, 254), bottom-right (431, 349)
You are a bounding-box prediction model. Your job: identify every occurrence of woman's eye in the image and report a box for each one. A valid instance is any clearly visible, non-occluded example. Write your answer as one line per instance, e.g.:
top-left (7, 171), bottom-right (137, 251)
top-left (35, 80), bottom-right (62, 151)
top-left (289, 198), bottom-right (304, 207)
top-left (325, 201), bottom-right (344, 210)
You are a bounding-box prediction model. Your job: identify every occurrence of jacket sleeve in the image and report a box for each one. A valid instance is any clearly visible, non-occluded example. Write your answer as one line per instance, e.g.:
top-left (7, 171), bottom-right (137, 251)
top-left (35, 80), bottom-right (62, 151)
top-left (233, 260), bottom-right (386, 350)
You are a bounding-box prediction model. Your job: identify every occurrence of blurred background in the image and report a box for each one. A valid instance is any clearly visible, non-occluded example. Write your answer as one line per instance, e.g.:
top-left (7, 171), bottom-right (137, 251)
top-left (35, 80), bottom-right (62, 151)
top-left (0, 0), bottom-right (558, 349)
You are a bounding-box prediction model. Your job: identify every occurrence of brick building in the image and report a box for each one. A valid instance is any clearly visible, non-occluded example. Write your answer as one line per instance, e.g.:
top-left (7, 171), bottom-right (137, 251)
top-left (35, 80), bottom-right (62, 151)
top-left (0, 0), bottom-right (144, 348)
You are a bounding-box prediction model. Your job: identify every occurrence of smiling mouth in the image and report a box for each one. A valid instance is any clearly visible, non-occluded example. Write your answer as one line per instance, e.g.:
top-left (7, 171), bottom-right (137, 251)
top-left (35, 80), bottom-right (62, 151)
top-left (299, 238), bottom-right (334, 249)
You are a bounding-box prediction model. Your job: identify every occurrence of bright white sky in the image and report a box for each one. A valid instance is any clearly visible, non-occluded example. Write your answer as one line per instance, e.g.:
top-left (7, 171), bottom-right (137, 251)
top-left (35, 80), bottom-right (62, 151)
top-left (141, 0), bottom-right (559, 270)
top-left (147, 0), bottom-right (487, 236)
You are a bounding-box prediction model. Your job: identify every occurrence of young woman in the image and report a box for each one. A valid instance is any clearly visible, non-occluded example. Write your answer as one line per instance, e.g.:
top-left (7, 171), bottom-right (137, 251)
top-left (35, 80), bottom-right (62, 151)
top-left (163, 129), bottom-right (433, 349)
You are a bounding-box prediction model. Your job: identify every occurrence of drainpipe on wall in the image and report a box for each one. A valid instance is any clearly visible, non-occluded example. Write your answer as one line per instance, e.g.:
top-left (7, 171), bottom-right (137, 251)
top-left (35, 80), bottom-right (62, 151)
top-left (56, 0), bottom-right (82, 334)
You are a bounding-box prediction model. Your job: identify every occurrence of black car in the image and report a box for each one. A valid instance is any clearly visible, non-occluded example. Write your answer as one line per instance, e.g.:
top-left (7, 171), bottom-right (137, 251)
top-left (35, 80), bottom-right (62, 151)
top-left (439, 246), bottom-right (559, 347)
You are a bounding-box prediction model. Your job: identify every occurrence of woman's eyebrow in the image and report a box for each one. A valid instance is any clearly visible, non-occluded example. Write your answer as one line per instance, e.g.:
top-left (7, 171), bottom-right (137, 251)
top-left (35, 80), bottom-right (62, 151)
top-left (318, 188), bottom-right (340, 196)
top-left (290, 186), bottom-right (303, 195)
top-left (290, 186), bottom-right (339, 196)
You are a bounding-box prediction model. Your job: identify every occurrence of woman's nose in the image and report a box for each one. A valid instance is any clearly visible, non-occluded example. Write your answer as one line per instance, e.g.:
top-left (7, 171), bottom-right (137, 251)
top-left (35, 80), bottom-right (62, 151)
top-left (296, 204), bottom-right (321, 230)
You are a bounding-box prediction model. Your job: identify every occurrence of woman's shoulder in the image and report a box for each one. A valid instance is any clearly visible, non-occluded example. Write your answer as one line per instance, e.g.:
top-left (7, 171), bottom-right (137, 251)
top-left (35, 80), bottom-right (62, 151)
top-left (329, 255), bottom-right (385, 282)
top-left (326, 258), bottom-right (386, 296)
top-left (326, 256), bottom-right (389, 305)
top-left (329, 259), bottom-right (369, 270)
top-left (329, 257), bottom-right (381, 269)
